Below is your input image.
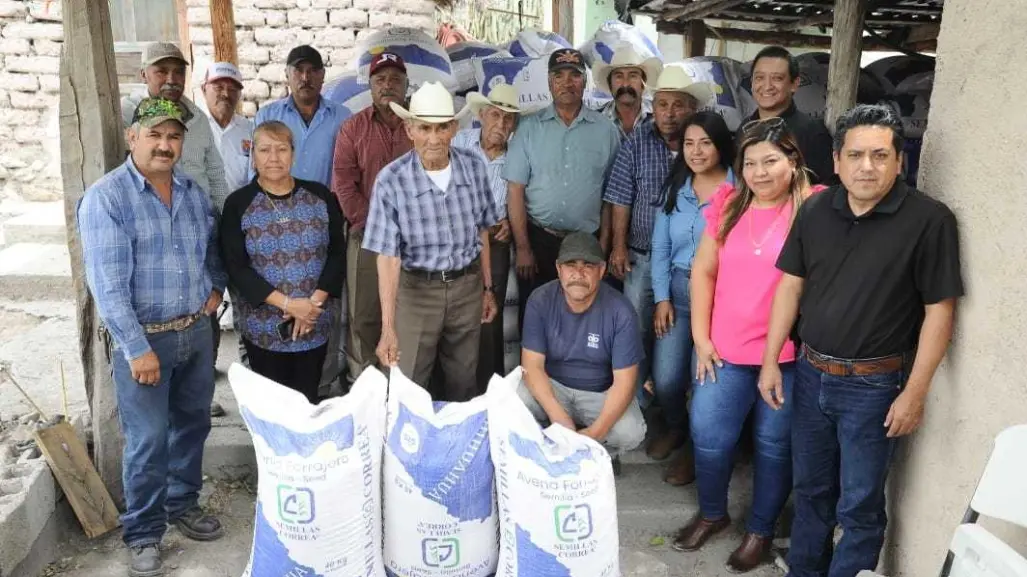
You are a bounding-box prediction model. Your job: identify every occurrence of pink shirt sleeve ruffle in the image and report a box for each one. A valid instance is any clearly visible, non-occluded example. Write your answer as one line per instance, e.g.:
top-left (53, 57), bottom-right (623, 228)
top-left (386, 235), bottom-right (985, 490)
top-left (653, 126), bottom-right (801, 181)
top-left (702, 182), bottom-right (738, 238)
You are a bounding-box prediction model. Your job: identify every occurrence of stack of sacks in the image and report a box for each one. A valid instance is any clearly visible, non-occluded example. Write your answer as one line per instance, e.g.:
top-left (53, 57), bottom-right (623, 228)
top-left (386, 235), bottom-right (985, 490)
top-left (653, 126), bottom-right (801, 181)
top-left (505, 28), bottom-right (571, 58)
top-left (885, 71), bottom-right (933, 186)
top-left (864, 54), bottom-right (936, 96)
top-left (579, 20), bottom-right (663, 106)
top-left (323, 27), bottom-right (456, 113)
top-left (449, 41), bottom-right (512, 95)
top-left (672, 58), bottom-right (753, 131)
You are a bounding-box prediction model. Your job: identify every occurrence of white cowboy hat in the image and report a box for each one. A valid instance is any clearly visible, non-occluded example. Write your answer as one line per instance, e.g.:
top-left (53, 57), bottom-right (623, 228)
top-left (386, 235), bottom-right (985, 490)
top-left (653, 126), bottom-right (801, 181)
top-left (592, 45), bottom-right (664, 96)
top-left (388, 81), bottom-right (468, 123)
top-left (652, 65), bottom-right (716, 105)
top-left (465, 83), bottom-right (522, 117)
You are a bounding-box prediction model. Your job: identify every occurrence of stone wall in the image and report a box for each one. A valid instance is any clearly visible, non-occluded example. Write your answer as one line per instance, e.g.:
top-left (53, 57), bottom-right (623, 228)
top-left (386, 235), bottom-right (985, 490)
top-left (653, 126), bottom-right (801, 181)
top-left (0, 0), bottom-right (63, 203)
top-left (184, 0), bottom-right (437, 117)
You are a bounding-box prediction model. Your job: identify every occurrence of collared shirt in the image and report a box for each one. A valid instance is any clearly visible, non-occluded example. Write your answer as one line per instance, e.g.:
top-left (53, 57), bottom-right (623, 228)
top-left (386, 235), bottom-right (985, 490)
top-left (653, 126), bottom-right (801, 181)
top-left (363, 148), bottom-right (499, 271)
top-left (602, 122), bottom-right (674, 252)
top-left (504, 104), bottom-right (621, 233)
top-left (252, 96), bottom-right (350, 187)
top-left (452, 127), bottom-right (508, 219)
top-left (650, 170), bottom-right (735, 303)
top-left (121, 92), bottom-right (232, 212)
top-left (777, 181), bottom-right (965, 359)
top-left (598, 97), bottom-right (653, 141)
top-left (331, 106), bottom-right (412, 231)
top-left (741, 102), bottom-right (835, 186)
top-left (206, 112), bottom-right (254, 192)
top-left (78, 159), bottom-right (228, 362)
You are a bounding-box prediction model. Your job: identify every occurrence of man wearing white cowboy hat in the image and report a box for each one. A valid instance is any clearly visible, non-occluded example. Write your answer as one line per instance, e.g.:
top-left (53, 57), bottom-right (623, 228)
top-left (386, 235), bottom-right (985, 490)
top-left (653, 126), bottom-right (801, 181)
top-left (453, 83), bottom-right (523, 389)
top-left (363, 81), bottom-right (500, 401)
top-left (593, 44), bottom-right (664, 140)
top-left (602, 64), bottom-right (715, 456)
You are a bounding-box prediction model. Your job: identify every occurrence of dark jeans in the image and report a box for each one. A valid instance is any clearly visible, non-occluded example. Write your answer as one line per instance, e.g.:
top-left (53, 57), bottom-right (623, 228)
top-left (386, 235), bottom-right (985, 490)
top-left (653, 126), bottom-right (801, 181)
top-left (690, 358), bottom-right (795, 537)
top-left (111, 319), bottom-right (214, 547)
top-left (242, 339), bottom-right (328, 405)
top-left (650, 268), bottom-right (693, 432)
top-left (788, 355), bottom-right (903, 577)
top-left (516, 221), bottom-right (562, 331)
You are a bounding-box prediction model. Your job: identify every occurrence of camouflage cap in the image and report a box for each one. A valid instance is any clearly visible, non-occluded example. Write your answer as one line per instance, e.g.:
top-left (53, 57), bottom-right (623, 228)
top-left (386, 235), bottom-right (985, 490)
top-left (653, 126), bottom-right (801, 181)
top-left (130, 97), bottom-right (188, 131)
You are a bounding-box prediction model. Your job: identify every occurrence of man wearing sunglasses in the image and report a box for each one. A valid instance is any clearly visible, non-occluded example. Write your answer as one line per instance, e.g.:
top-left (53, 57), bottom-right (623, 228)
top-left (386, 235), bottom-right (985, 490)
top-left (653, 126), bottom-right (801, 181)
top-left (744, 46), bottom-right (835, 185)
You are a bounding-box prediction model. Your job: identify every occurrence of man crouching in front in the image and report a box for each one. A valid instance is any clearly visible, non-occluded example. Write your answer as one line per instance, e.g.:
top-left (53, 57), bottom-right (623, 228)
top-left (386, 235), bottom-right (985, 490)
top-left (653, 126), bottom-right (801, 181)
top-left (517, 232), bottom-right (647, 474)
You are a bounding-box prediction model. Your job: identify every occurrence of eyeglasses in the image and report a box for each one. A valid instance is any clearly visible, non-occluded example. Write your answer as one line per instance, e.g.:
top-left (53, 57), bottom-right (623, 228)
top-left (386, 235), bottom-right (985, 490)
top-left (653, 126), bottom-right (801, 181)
top-left (741, 116), bottom-right (787, 133)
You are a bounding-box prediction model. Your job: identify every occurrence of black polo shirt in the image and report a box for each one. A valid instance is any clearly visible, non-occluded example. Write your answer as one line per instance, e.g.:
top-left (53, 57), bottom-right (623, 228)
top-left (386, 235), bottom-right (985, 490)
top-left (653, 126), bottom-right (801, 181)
top-left (776, 181), bottom-right (963, 359)
top-left (741, 102), bottom-right (836, 186)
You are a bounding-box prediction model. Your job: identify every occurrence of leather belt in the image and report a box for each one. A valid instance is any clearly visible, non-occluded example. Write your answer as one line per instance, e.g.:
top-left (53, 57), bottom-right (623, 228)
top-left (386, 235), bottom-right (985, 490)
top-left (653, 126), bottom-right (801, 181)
top-left (143, 311), bottom-right (204, 335)
top-left (404, 261), bottom-right (480, 283)
top-left (802, 345), bottom-right (908, 377)
top-left (529, 219), bottom-right (571, 239)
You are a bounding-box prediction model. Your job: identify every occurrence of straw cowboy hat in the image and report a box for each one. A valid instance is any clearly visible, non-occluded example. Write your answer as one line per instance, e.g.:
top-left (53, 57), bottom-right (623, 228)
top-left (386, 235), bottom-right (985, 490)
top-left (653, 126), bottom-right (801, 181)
top-left (465, 83), bottom-right (522, 117)
top-left (388, 81), bottom-right (469, 123)
top-left (652, 65), bottom-right (716, 105)
top-left (592, 45), bottom-right (664, 96)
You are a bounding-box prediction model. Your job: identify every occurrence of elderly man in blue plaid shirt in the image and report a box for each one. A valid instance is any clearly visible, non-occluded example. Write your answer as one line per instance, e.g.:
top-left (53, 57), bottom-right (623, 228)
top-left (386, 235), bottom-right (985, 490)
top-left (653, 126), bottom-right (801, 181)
top-left (79, 97), bottom-right (227, 577)
top-left (364, 82), bottom-right (499, 401)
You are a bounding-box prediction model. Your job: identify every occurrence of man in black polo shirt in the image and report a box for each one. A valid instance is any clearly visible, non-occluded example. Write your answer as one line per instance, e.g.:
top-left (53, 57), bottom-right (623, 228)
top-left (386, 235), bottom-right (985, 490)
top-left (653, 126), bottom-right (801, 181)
top-left (759, 104), bottom-right (963, 577)
top-left (742, 46), bottom-right (835, 185)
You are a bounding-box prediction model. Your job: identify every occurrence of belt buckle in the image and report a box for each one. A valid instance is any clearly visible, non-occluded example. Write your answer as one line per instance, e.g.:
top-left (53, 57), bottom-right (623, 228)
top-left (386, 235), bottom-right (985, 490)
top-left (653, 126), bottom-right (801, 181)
top-left (440, 270), bottom-right (454, 283)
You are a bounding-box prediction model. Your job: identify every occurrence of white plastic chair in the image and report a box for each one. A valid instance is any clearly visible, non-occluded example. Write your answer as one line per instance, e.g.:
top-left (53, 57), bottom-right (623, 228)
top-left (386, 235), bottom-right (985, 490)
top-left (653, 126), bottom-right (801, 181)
top-left (859, 424), bottom-right (1027, 577)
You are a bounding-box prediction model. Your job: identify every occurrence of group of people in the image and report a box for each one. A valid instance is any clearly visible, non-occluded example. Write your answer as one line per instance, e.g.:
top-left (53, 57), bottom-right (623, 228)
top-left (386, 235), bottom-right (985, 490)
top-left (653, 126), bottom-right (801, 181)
top-left (76, 36), bottom-right (962, 577)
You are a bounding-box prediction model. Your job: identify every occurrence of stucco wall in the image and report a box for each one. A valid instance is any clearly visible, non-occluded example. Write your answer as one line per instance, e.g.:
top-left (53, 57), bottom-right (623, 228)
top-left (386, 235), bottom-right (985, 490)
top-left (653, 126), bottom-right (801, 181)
top-left (885, 0), bottom-right (1027, 574)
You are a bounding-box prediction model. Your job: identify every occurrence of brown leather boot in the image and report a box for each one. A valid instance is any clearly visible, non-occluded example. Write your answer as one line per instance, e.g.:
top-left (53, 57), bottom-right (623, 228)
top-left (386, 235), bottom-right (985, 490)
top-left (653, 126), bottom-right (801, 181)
top-left (726, 533), bottom-right (772, 573)
top-left (671, 514), bottom-right (731, 552)
top-left (646, 430), bottom-right (686, 461)
top-left (664, 449), bottom-right (695, 486)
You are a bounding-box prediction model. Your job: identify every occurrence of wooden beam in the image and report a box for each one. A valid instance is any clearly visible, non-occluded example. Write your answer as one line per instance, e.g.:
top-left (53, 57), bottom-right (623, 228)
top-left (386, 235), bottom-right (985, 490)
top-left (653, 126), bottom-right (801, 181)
top-left (905, 23), bottom-right (941, 43)
top-left (59, 0), bottom-right (127, 506)
top-left (684, 20), bottom-right (707, 56)
top-left (175, 0), bottom-right (192, 93)
top-left (209, 0), bottom-right (238, 64)
top-left (553, 0), bottom-right (573, 45)
top-left (661, 0), bottom-right (747, 22)
top-left (778, 9), bottom-right (834, 31)
top-left (826, 0), bottom-right (868, 130)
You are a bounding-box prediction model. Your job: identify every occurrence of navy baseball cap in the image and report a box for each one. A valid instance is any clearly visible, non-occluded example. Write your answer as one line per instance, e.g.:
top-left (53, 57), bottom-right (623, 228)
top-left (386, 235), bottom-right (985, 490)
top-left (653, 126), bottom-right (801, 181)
top-left (548, 49), bottom-right (586, 74)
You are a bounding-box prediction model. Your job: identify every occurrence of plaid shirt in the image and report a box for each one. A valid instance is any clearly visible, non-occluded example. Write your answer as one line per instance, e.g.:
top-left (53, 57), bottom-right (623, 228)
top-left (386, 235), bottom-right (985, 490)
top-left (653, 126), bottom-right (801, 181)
top-left (599, 97), bottom-right (653, 141)
top-left (78, 159), bottom-right (228, 362)
top-left (602, 122), bottom-right (675, 252)
top-left (363, 148), bottom-right (499, 271)
top-left (452, 127), bottom-right (508, 219)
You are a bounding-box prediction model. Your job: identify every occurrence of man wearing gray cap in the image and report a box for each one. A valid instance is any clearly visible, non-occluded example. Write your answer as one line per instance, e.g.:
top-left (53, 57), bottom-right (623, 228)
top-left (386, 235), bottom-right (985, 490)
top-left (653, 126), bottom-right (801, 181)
top-left (517, 232), bottom-right (647, 472)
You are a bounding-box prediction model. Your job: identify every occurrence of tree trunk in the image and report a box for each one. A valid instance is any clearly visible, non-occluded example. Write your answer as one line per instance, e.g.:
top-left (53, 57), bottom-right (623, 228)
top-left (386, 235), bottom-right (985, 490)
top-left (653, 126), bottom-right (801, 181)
top-left (60, 0), bottom-right (128, 506)
top-left (825, 0), bottom-right (868, 131)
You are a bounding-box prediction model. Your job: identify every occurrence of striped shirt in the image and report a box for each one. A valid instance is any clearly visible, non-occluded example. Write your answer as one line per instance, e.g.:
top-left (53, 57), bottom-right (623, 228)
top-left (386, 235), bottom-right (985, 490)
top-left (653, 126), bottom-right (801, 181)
top-left (363, 148), bottom-right (499, 271)
top-left (602, 122), bottom-right (676, 252)
top-left (121, 91), bottom-right (232, 212)
top-left (452, 127), bottom-right (508, 219)
top-left (78, 159), bottom-right (228, 362)
top-left (252, 96), bottom-right (350, 187)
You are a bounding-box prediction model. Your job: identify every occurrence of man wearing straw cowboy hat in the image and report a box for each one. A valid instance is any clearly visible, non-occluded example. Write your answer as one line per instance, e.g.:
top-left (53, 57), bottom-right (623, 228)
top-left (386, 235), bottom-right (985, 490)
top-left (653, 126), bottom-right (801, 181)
top-left (363, 82), bottom-right (499, 401)
top-left (453, 83), bottom-right (523, 389)
top-left (593, 44), bottom-right (664, 141)
top-left (603, 65), bottom-right (714, 480)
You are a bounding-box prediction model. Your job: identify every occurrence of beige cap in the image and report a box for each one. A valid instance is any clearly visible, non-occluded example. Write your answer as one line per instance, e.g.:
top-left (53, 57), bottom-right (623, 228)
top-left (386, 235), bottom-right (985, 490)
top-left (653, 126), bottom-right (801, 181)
top-left (142, 42), bottom-right (189, 68)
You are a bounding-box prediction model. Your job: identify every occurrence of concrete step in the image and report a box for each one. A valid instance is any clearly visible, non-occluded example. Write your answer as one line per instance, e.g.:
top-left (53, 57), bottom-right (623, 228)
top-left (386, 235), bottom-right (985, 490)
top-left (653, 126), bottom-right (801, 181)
top-left (0, 202), bottom-right (66, 246)
top-left (0, 243), bottom-right (73, 301)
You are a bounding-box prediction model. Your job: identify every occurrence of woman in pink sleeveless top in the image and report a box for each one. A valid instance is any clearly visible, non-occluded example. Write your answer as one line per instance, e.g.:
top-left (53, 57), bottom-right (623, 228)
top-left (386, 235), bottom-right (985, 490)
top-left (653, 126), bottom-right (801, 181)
top-left (671, 118), bottom-right (824, 571)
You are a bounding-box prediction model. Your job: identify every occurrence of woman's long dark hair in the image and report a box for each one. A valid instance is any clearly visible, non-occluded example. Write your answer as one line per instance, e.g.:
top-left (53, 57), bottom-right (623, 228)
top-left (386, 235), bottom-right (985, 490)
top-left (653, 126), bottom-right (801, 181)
top-left (661, 111), bottom-right (736, 214)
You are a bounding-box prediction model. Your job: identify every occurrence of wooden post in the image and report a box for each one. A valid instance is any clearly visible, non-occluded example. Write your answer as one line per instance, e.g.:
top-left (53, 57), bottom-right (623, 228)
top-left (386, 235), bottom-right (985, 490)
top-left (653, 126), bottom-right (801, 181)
top-left (209, 0), bottom-right (238, 65)
top-left (59, 0), bottom-right (127, 505)
top-left (825, 0), bottom-right (868, 131)
top-left (552, 0), bottom-right (573, 46)
top-left (684, 20), bottom-right (707, 57)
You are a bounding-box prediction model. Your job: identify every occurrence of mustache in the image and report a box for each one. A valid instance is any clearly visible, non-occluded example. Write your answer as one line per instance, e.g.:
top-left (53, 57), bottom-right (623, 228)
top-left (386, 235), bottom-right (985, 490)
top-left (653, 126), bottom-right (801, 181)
top-left (615, 86), bottom-right (638, 98)
top-left (298, 83), bottom-right (315, 90)
top-left (567, 281), bottom-right (589, 289)
top-left (161, 83), bottom-right (184, 92)
top-left (152, 150), bottom-right (174, 159)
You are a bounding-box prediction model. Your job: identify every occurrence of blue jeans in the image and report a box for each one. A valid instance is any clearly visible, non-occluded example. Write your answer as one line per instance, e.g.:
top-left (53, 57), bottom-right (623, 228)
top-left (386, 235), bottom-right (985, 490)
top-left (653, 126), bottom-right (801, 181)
top-left (788, 355), bottom-right (902, 577)
top-left (111, 319), bottom-right (215, 547)
top-left (650, 268), bottom-right (693, 433)
top-left (690, 358), bottom-right (794, 537)
top-left (624, 249), bottom-right (654, 405)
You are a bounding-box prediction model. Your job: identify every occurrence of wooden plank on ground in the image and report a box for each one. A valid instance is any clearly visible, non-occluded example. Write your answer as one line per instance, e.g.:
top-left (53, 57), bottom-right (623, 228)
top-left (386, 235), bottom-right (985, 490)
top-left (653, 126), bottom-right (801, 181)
top-left (34, 422), bottom-right (121, 539)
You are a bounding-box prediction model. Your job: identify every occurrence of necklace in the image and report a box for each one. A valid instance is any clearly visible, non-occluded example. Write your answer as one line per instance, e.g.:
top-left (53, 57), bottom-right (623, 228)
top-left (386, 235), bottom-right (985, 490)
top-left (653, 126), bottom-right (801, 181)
top-left (747, 200), bottom-right (789, 256)
top-left (260, 178), bottom-right (295, 223)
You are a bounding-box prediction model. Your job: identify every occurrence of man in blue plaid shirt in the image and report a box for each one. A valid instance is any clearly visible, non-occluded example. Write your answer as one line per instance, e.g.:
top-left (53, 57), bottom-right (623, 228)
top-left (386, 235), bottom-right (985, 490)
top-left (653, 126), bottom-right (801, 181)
top-left (78, 97), bottom-right (227, 577)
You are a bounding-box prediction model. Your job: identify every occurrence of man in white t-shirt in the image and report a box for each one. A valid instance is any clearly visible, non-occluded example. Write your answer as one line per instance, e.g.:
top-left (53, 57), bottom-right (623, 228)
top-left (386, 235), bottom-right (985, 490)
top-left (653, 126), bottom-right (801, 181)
top-left (201, 62), bottom-right (253, 192)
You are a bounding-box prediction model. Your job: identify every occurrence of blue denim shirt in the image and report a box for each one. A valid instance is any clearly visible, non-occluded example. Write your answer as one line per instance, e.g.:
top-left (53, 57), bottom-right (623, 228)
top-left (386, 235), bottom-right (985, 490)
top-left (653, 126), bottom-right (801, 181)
top-left (651, 169), bottom-right (735, 303)
top-left (251, 96), bottom-right (350, 187)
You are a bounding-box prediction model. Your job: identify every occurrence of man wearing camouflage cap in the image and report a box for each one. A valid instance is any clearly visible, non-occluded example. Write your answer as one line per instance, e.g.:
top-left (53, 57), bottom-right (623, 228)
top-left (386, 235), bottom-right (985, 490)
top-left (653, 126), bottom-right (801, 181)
top-left (79, 97), bottom-right (228, 576)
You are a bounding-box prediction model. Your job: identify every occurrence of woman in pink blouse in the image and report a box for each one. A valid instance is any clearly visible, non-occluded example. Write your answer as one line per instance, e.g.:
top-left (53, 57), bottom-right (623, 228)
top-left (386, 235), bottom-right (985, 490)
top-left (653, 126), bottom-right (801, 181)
top-left (672, 118), bottom-right (823, 571)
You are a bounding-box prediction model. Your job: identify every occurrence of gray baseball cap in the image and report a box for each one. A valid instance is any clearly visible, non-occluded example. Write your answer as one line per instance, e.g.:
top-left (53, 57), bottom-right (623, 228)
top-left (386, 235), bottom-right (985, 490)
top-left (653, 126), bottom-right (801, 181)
top-left (557, 233), bottom-right (605, 265)
top-left (142, 42), bottom-right (189, 68)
